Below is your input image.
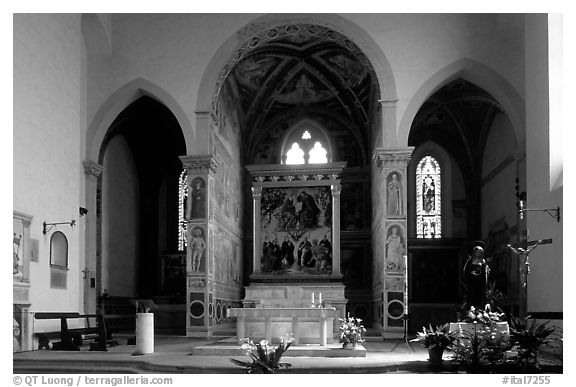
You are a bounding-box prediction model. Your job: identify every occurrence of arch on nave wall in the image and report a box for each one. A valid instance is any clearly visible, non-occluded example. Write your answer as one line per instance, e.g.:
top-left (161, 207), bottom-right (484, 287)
top-left (398, 58), bottom-right (524, 150)
top-left (195, 13), bottom-right (397, 148)
top-left (85, 77), bottom-right (192, 163)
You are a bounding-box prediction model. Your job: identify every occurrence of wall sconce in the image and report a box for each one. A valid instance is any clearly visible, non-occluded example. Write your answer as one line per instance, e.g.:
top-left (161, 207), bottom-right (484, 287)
top-left (518, 200), bottom-right (561, 222)
top-left (79, 207), bottom-right (88, 217)
top-left (43, 219), bottom-right (76, 234)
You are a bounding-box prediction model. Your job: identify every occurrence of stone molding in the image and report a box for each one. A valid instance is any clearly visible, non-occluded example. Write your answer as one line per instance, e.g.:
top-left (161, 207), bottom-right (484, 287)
top-left (83, 160), bottom-right (103, 179)
top-left (246, 162), bottom-right (347, 184)
top-left (375, 148), bottom-right (414, 169)
top-left (180, 155), bottom-right (219, 173)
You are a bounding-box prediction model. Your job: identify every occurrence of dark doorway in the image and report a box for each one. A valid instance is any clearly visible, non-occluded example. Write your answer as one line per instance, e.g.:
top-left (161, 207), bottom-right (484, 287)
top-left (407, 239), bottom-right (464, 331)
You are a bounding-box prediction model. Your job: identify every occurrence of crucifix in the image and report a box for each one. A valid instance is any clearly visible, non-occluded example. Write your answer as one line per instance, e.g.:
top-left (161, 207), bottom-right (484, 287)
top-left (507, 238), bottom-right (552, 317)
top-left (82, 268), bottom-right (91, 280)
top-left (507, 238), bottom-right (552, 288)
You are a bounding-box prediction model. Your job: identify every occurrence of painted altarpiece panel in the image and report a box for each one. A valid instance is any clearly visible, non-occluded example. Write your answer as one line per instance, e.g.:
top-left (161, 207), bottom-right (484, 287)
top-left (260, 186), bottom-right (333, 275)
top-left (246, 162), bottom-right (346, 280)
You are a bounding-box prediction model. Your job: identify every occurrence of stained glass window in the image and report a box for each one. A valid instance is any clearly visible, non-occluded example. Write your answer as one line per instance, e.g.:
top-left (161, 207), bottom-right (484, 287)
top-left (308, 141), bottom-right (328, 163)
top-left (178, 169), bottom-right (188, 251)
top-left (416, 156), bottom-right (441, 238)
top-left (286, 142), bottom-right (305, 164)
top-left (284, 133), bottom-right (327, 164)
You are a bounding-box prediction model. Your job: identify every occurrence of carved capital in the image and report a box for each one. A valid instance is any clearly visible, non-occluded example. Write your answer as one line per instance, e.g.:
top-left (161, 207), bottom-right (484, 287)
top-left (331, 184), bottom-right (342, 197)
top-left (83, 160), bottom-right (103, 179)
top-left (251, 186), bottom-right (263, 198)
top-left (375, 148), bottom-right (414, 170)
top-left (180, 155), bottom-right (219, 174)
top-left (378, 99), bottom-right (399, 108)
top-left (13, 211), bottom-right (33, 226)
top-left (194, 110), bottom-right (211, 119)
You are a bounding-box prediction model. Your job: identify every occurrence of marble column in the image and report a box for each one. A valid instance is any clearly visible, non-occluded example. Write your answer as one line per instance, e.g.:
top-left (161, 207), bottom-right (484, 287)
top-left (375, 148), bottom-right (414, 338)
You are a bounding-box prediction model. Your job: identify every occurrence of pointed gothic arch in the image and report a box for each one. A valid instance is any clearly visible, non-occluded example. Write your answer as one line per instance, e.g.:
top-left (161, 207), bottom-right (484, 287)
top-left (86, 78), bottom-right (192, 162)
top-left (398, 58), bottom-right (524, 149)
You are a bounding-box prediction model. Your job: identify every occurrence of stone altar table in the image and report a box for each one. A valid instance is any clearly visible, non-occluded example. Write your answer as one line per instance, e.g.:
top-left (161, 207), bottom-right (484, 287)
top-left (227, 307), bottom-right (338, 346)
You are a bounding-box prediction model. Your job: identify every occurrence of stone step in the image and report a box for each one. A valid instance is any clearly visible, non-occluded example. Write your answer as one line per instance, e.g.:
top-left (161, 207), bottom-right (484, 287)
top-left (193, 337), bottom-right (366, 357)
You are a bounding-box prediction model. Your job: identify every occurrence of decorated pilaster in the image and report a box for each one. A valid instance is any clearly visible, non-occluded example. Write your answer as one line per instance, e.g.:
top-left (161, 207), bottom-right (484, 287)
top-left (83, 160), bottom-right (103, 315)
top-left (180, 155), bottom-right (218, 337)
top-left (374, 148), bottom-right (414, 338)
top-left (251, 185), bottom-right (263, 275)
top-left (330, 183), bottom-right (342, 276)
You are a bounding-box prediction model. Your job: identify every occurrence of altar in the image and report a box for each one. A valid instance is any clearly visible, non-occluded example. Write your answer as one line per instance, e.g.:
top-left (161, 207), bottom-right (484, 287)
top-left (234, 162), bottom-right (348, 342)
top-left (227, 307), bottom-right (338, 346)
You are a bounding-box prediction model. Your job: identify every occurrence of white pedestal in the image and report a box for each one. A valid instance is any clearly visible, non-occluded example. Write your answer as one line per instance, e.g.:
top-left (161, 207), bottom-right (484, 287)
top-left (135, 313), bottom-right (154, 355)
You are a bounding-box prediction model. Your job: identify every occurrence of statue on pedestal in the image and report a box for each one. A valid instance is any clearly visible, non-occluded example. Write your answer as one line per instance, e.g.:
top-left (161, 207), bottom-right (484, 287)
top-left (463, 240), bottom-right (490, 310)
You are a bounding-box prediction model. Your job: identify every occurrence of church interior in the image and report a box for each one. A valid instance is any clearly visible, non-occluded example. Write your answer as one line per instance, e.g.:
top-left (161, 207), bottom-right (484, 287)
top-left (12, 13), bottom-right (563, 367)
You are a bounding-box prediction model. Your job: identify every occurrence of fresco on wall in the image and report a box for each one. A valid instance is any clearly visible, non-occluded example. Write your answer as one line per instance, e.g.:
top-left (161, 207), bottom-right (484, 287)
top-left (214, 225), bottom-right (241, 286)
top-left (385, 223), bottom-right (406, 274)
top-left (341, 182), bottom-right (366, 231)
top-left (260, 186), bottom-right (332, 275)
top-left (386, 171), bottom-right (403, 217)
top-left (187, 177), bottom-right (206, 220)
top-left (186, 225), bottom-right (206, 272)
top-left (216, 81), bottom-right (241, 153)
top-left (214, 137), bottom-right (242, 225)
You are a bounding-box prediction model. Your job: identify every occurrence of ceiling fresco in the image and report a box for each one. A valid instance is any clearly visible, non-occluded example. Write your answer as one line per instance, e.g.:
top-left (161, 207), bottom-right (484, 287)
top-left (217, 24), bottom-right (379, 166)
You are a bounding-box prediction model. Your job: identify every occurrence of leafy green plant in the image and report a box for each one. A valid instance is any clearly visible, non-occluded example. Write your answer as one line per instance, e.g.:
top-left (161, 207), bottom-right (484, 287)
top-left (452, 325), bottom-right (494, 370)
top-left (338, 313), bottom-right (366, 345)
top-left (508, 315), bottom-right (557, 370)
top-left (410, 323), bottom-right (455, 350)
top-left (230, 336), bottom-right (293, 374)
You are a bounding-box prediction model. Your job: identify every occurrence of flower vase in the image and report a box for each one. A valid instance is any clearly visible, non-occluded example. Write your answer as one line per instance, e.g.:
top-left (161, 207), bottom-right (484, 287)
top-left (427, 346), bottom-right (444, 363)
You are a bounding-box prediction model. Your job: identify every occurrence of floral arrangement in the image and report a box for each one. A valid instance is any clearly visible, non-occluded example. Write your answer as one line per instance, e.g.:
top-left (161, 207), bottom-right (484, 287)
top-left (464, 304), bottom-right (505, 324)
top-left (410, 323), bottom-right (455, 350)
top-left (338, 313), bottom-right (366, 344)
top-left (230, 335), bottom-right (294, 374)
top-left (452, 324), bottom-right (512, 369)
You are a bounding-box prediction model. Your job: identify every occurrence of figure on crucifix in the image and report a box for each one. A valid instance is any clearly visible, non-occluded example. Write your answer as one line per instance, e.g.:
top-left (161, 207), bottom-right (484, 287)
top-left (507, 240), bottom-right (545, 288)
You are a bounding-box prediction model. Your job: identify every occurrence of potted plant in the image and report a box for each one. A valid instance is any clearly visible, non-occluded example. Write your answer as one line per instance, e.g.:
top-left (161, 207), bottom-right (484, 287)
top-left (411, 323), bottom-right (455, 363)
top-left (508, 315), bottom-right (557, 370)
top-left (229, 335), bottom-right (294, 374)
top-left (338, 313), bottom-right (366, 349)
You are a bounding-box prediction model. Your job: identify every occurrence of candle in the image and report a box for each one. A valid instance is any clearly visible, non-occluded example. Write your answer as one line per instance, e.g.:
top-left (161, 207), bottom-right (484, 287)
top-left (319, 293), bottom-right (322, 304)
top-left (311, 292), bottom-right (315, 305)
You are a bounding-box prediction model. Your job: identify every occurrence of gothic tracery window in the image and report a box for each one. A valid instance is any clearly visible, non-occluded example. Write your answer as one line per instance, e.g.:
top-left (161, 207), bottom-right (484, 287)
top-left (282, 127), bottom-right (329, 164)
top-left (416, 156), bottom-right (442, 238)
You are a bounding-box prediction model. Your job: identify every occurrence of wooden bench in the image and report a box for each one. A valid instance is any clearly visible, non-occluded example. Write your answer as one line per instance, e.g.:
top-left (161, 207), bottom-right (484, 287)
top-left (34, 312), bottom-right (119, 351)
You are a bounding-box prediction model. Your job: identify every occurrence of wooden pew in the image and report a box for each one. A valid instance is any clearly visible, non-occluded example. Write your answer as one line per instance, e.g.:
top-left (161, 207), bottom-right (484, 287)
top-left (33, 312), bottom-right (119, 351)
